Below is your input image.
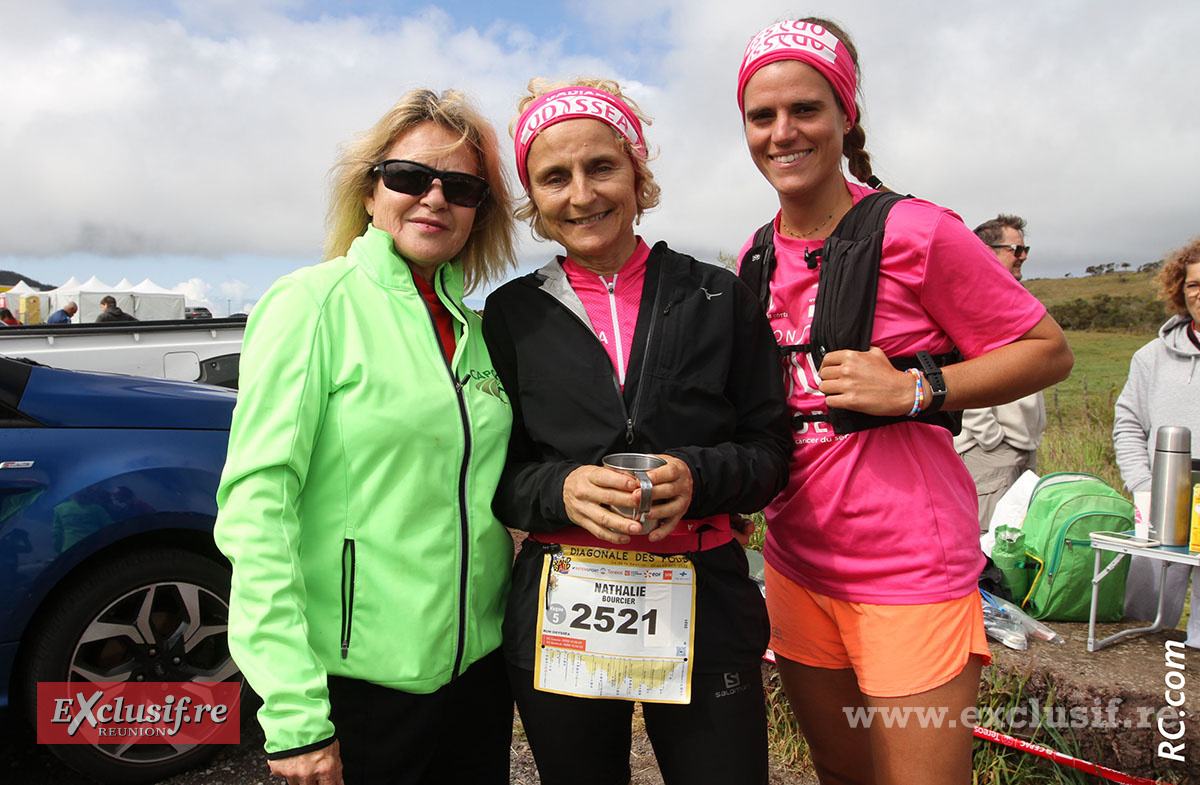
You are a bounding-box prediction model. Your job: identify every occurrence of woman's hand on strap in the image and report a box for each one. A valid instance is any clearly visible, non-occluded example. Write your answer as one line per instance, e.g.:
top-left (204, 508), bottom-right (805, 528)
top-left (562, 465), bottom-right (645, 545)
top-left (642, 454), bottom-right (694, 543)
top-left (268, 740), bottom-right (344, 785)
top-left (818, 346), bottom-right (914, 416)
top-left (818, 314), bottom-right (1073, 415)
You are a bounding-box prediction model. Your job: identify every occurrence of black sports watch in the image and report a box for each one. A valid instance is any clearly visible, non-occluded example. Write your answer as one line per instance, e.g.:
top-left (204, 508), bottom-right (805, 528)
top-left (915, 351), bottom-right (947, 414)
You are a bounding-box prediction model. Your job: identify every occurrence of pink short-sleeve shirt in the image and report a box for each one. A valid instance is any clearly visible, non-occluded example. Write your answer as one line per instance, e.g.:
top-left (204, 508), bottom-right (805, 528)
top-left (740, 182), bottom-right (1046, 604)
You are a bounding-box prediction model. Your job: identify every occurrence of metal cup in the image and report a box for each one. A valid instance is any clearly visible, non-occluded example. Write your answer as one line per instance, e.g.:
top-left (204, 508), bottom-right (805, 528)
top-left (602, 453), bottom-right (666, 533)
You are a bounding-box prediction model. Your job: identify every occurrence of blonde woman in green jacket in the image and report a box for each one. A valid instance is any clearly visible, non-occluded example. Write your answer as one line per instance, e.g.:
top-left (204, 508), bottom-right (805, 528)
top-left (214, 89), bottom-right (518, 785)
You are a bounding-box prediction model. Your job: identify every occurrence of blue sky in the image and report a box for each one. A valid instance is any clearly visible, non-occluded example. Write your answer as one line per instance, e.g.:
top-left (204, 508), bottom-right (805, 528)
top-left (3, 1), bottom-right (1199, 314)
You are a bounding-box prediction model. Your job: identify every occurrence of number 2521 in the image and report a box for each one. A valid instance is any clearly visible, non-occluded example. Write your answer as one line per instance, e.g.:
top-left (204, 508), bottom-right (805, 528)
top-left (570, 604), bottom-right (658, 635)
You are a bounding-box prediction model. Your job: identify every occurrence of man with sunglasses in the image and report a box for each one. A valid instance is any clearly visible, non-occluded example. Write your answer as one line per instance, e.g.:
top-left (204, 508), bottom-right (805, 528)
top-left (976, 213), bottom-right (1031, 281)
top-left (954, 214), bottom-right (1046, 531)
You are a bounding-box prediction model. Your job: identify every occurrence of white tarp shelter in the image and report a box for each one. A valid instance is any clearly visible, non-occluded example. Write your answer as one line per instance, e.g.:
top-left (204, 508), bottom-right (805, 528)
top-left (48, 276), bottom-right (132, 323)
top-left (46, 276), bottom-right (185, 322)
top-left (0, 280), bottom-right (51, 323)
top-left (129, 278), bottom-right (185, 321)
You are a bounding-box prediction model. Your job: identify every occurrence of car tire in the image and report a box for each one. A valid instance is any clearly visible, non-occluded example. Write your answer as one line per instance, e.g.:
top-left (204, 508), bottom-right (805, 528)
top-left (24, 546), bottom-right (243, 784)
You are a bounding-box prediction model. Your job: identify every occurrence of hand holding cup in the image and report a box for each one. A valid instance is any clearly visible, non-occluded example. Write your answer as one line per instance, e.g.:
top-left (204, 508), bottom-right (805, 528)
top-left (561, 453), bottom-right (693, 544)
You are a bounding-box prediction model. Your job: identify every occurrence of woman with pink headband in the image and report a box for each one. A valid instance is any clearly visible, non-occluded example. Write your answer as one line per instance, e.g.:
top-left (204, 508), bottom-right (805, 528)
top-left (736, 18), bottom-right (1073, 784)
top-left (483, 78), bottom-right (790, 785)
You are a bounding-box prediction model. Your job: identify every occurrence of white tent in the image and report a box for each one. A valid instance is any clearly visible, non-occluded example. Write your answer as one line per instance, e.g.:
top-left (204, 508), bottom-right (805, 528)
top-left (0, 280), bottom-right (50, 324)
top-left (45, 277), bottom-right (81, 322)
top-left (130, 278), bottom-right (185, 321)
top-left (47, 276), bottom-right (135, 323)
top-left (43, 275), bottom-right (185, 322)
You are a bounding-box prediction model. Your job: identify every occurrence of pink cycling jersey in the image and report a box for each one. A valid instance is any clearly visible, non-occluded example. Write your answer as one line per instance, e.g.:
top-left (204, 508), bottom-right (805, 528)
top-left (563, 240), bottom-right (650, 388)
top-left (740, 181), bottom-right (1046, 604)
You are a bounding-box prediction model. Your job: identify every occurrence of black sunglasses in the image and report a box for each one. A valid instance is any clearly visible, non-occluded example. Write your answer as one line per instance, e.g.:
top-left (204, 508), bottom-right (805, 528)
top-left (989, 243), bottom-right (1030, 257)
top-left (372, 159), bottom-right (490, 208)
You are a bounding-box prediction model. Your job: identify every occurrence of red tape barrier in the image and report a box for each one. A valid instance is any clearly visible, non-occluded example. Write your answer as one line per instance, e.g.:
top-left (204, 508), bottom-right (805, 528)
top-left (973, 726), bottom-right (1163, 785)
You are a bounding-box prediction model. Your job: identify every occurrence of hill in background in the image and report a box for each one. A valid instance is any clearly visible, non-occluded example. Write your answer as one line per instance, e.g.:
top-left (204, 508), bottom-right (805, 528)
top-left (0, 270), bottom-right (55, 290)
top-left (1024, 269), bottom-right (1158, 306)
top-left (1024, 270), bottom-right (1167, 331)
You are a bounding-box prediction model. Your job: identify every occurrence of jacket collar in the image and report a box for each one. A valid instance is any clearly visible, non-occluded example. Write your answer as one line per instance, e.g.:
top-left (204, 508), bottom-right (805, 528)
top-left (534, 257), bottom-right (592, 331)
top-left (349, 224), bottom-right (465, 301)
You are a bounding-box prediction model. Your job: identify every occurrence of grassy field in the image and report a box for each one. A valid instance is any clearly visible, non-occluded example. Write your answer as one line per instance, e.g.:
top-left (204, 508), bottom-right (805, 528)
top-left (1037, 329), bottom-right (1157, 489)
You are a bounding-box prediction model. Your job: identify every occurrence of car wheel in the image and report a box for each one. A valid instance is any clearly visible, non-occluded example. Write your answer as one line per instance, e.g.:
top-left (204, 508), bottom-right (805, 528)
top-left (25, 546), bottom-right (243, 784)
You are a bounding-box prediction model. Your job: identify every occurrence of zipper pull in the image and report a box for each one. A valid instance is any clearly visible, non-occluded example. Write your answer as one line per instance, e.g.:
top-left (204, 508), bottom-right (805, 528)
top-left (663, 303), bottom-right (671, 315)
top-left (626, 418), bottom-right (634, 444)
top-left (341, 642), bottom-right (349, 659)
top-left (455, 377), bottom-right (466, 392)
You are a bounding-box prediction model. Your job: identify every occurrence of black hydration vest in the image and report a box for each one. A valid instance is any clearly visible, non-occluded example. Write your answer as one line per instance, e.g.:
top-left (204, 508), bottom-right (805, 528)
top-left (738, 191), bottom-right (962, 436)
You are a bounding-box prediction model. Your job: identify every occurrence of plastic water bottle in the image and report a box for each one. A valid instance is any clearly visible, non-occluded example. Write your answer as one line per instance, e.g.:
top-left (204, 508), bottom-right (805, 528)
top-left (1150, 426), bottom-right (1192, 546)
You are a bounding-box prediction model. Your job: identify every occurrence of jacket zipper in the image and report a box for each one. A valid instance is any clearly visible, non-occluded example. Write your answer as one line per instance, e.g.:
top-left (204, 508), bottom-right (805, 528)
top-left (624, 261), bottom-right (666, 445)
top-left (345, 265), bottom-right (474, 674)
top-left (556, 262), bottom-right (664, 445)
top-left (340, 539), bottom-right (356, 658)
top-left (603, 275), bottom-right (625, 386)
top-left (431, 268), bottom-right (475, 680)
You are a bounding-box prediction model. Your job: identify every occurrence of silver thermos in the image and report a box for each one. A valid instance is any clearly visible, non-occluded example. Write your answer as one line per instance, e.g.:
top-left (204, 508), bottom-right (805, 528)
top-left (1149, 426), bottom-right (1192, 546)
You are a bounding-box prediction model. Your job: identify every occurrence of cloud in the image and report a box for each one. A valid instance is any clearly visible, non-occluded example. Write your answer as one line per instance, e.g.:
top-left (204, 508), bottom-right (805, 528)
top-left (0, 3), bottom-right (608, 260)
top-left (219, 280), bottom-right (249, 300)
top-left (2, 0), bottom-right (1199, 295)
top-left (172, 277), bottom-right (212, 305)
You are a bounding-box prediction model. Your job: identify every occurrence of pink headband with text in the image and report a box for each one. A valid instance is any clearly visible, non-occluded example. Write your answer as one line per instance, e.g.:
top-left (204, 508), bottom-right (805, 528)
top-left (737, 21), bottom-right (858, 126)
top-left (513, 86), bottom-right (647, 190)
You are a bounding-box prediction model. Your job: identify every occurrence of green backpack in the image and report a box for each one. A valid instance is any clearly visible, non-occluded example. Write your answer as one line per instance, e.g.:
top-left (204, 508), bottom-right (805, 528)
top-left (996, 472), bottom-right (1134, 622)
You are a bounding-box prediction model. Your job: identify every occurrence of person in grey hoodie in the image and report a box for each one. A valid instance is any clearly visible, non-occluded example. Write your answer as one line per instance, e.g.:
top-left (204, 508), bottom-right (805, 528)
top-left (1114, 235), bottom-right (1200, 647)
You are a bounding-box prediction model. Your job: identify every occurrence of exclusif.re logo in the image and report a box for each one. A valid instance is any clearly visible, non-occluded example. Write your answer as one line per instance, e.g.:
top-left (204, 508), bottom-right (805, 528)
top-left (37, 682), bottom-right (240, 745)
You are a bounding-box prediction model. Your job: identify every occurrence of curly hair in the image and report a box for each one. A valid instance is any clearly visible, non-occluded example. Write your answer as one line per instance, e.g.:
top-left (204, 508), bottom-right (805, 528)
top-left (511, 77), bottom-right (661, 242)
top-left (1155, 235), bottom-right (1200, 316)
top-left (324, 89), bottom-right (517, 293)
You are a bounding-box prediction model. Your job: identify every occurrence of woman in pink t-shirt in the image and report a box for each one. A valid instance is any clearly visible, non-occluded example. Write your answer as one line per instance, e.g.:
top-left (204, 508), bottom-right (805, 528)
top-left (736, 18), bottom-right (1073, 784)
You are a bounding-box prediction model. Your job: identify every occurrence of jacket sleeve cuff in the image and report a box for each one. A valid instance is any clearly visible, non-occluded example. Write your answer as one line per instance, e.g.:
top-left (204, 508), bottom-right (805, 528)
top-left (265, 734), bottom-right (337, 761)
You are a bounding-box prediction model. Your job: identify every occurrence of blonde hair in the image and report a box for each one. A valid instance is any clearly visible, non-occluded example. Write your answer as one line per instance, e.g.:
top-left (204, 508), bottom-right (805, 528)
top-left (511, 78), bottom-right (661, 242)
top-left (324, 88), bottom-right (517, 293)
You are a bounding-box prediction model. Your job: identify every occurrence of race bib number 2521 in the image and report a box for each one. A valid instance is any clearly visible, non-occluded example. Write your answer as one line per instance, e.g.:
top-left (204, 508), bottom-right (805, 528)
top-left (534, 546), bottom-right (696, 703)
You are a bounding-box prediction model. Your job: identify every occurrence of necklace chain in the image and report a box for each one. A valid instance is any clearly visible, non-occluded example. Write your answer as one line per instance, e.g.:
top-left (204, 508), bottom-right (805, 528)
top-left (782, 211), bottom-right (835, 239)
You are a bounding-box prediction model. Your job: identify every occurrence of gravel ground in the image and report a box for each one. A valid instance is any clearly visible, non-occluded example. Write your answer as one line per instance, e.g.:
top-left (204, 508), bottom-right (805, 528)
top-left (2, 701), bottom-right (814, 785)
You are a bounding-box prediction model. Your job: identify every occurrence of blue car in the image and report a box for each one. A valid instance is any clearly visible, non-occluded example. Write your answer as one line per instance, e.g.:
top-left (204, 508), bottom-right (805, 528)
top-left (0, 354), bottom-right (241, 783)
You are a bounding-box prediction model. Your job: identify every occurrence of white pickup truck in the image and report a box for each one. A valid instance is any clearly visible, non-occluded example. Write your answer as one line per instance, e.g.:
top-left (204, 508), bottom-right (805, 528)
top-left (0, 317), bottom-right (246, 387)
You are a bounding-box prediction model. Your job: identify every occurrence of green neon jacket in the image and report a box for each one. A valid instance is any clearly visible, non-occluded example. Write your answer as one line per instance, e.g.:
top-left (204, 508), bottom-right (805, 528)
top-left (214, 225), bottom-right (513, 757)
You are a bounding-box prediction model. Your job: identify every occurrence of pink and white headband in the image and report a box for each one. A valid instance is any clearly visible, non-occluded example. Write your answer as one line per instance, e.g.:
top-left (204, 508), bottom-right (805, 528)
top-left (737, 20), bottom-right (858, 126)
top-left (513, 86), bottom-right (647, 191)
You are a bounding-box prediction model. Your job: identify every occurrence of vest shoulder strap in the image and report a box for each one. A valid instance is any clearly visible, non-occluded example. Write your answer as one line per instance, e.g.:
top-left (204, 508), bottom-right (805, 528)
top-left (739, 190), bottom-right (963, 436)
